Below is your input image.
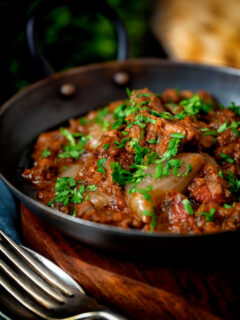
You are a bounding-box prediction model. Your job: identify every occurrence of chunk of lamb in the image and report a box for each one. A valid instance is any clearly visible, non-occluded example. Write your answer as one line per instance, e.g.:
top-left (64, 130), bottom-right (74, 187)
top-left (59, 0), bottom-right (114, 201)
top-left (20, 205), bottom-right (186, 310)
top-left (188, 153), bottom-right (231, 204)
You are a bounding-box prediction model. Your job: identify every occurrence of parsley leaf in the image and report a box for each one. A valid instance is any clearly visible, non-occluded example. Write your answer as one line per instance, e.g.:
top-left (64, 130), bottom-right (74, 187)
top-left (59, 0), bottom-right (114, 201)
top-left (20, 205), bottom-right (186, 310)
top-left (150, 110), bottom-right (174, 119)
top-left (219, 153), bottom-right (234, 163)
top-left (135, 93), bottom-right (152, 98)
top-left (228, 102), bottom-right (240, 116)
top-left (202, 131), bottom-right (217, 136)
top-left (142, 209), bottom-right (157, 231)
top-left (217, 120), bottom-right (240, 137)
top-left (175, 94), bottom-right (212, 119)
top-left (114, 137), bottom-right (131, 148)
top-left (182, 199), bottom-right (194, 215)
top-left (130, 138), bottom-right (151, 164)
top-left (88, 185), bottom-right (97, 191)
top-left (103, 144), bottom-right (110, 150)
top-left (97, 158), bottom-right (107, 175)
top-left (148, 138), bottom-right (159, 144)
top-left (199, 208), bottom-right (215, 222)
top-left (41, 148), bottom-right (51, 158)
top-left (94, 107), bottom-right (110, 131)
top-left (219, 170), bottom-right (240, 194)
top-left (130, 187), bottom-right (152, 200)
top-left (128, 114), bottom-right (156, 129)
top-left (79, 118), bottom-right (88, 125)
top-left (48, 177), bottom-right (86, 207)
top-left (183, 164), bottom-right (192, 177)
top-left (110, 161), bottom-right (132, 187)
top-left (223, 203), bottom-right (232, 209)
top-left (170, 132), bottom-right (185, 139)
top-left (160, 134), bottom-right (184, 162)
top-left (59, 128), bottom-right (89, 159)
top-left (154, 134), bottom-right (185, 180)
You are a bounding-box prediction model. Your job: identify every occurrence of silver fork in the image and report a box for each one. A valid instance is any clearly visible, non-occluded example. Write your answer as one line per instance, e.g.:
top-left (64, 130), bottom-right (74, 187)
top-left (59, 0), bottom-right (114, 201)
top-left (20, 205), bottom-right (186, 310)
top-left (0, 230), bottom-right (128, 320)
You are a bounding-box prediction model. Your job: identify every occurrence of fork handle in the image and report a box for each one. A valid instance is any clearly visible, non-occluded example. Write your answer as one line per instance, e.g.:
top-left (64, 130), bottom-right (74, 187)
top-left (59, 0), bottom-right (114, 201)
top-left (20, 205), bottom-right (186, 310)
top-left (64, 309), bottom-right (128, 320)
top-left (59, 291), bottom-right (128, 320)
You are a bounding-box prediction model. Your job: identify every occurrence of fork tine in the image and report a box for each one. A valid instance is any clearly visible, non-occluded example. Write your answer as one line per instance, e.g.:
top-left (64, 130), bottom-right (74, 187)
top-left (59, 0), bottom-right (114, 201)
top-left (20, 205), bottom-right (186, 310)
top-left (0, 241), bottom-right (66, 303)
top-left (0, 272), bottom-right (51, 320)
top-left (0, 230), bottom-right (73, 297)
top-left (0, 259), bottom-right (58, 310)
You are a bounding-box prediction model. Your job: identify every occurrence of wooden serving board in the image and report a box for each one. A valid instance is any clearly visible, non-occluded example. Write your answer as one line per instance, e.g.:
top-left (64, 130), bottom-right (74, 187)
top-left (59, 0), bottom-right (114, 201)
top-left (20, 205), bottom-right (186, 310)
top-left (21, 204), bottom-right (240, 320)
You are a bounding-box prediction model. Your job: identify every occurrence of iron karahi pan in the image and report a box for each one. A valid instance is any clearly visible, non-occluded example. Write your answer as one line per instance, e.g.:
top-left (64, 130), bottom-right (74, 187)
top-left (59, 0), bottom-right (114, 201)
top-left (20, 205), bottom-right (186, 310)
top-left (1, 2), bottom-right (240, 258)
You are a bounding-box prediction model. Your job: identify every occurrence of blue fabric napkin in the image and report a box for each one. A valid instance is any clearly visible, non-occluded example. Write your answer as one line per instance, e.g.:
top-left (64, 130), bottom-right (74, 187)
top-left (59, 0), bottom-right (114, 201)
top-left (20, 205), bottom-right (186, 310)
top-left (0, 179), bottom-right (22, 319)
top-left (0, 179), bottom-right (21, 244)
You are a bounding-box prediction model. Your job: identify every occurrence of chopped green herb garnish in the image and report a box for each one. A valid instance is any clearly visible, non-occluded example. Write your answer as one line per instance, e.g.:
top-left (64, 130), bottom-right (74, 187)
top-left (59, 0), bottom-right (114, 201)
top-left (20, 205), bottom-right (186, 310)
top-left (199, 127), bottom-right (218, 136)
top-left (142, 209), bottom-right (156, 231)
top-left (217, 120), bottom-right (229, 133)
top-left (41, 148), bottom-right (51, 158)
top-left (223, 203), bottom-right (232, 209)
top-left (182, 199), bottom-right (194, 215)
top-left (72, 208), bottom-right (76, 217)
top-left (103, 144), bottom-right (110, 150)
top-left (79, 118), bottom-right (88, 125)
top-left (114, 137), bottom-right (131, 148)
top-left (228, 102), bottom-right (240, 116)
top-left (175, 94), bottom-right (212, 119)
top-left (199, 208), bottom-right (215, 222)
top-left (219, 170), bottom-right (240, 193)
top-left (110, 161), bottom-right (132, 187)
top-left (219, 153), bottom-right (234, 163)
top-left (126, 87), bottom-right (131, 97)
top-left (148, 138), bottom-right (159, 144)
top-left (130, 138), bottom-right (151, 164)
top-left (159, 134), bottom-right (184, 162)
top-left (59, 128), bottom-right (89, 159)
top-left (203, 131), bottom-right (218, 136)
top-left (135, 93), bottom-right (152, 98)
top-left (146, 152), bottom-right (159, 165)
top-left (128, 165), bottom-right (151, 192)
top-left (88, 185), bottom-right (97, 191)
top-left (170, 132), bottom-right (185, 139)
top-left (153, 134), bottom-right (185, 179)
top-left (217, 120), bottom-right (240, 137)
top-left (48, 177), bottom-right (85, 207)
top-left (62, 166), bottom-right (68, 171)
top-left (154, 159), bottom-right (183, 179)
top-left (128, 114), bottom-right (156, 129)
top-left (130, 184), bottom-right (156, 231)
top-left (183, 164), bottom-right (192, 177)
top-left (94, 107), bottom-right (110, 131)
top-left (97, 158), bottom-right (107, 175)
top-left (150, 110), bottom-right (174, 119)
top-left (60, 127), bottom-right (75, 145)
top-left (131, 186), bottom-right (152, 200)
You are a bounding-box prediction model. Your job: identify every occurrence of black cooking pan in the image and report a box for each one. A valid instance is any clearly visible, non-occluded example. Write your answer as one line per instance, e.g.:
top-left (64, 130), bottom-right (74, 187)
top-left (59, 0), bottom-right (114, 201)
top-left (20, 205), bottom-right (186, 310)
top-left (1, 1), bottom-right (240, 258)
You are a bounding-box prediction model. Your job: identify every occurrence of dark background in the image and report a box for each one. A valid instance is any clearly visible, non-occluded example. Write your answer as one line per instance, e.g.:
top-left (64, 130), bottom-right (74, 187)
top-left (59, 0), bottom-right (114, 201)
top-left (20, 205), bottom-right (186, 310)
top-left (0, 0), bottom-right (166, 106)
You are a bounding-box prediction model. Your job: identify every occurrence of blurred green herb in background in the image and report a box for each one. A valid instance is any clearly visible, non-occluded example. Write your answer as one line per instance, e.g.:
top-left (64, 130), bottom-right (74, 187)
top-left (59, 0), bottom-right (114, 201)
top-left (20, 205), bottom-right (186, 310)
top-left (0, 0), bottom-right (163, 105)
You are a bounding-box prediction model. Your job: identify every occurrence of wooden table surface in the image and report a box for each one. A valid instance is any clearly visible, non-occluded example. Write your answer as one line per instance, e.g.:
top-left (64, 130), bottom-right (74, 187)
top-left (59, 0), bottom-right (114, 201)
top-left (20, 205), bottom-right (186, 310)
top-left (21, 204), bottom-right (240, 320)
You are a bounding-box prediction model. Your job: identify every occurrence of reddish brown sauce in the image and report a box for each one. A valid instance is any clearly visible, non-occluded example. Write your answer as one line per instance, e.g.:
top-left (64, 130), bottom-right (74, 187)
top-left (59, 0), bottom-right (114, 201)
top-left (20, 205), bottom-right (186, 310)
top-left (22, 88), bottom-right (240, 234)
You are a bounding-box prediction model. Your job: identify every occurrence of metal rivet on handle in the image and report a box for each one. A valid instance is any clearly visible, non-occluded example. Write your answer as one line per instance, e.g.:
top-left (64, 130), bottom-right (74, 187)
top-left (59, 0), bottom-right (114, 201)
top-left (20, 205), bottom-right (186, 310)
top-left (113, 71), bottom-right (130, 86)
top-left (60, 83), bottom-right (76, 97)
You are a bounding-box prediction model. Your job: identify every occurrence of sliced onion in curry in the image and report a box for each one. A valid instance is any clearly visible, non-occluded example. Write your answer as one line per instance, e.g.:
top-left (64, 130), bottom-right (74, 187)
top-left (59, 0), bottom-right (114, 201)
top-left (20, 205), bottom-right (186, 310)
top-left (126, 153), bottom-right (205, 220)
top-left (88, 191), bottom-right (112, 209)
top-left (58, 163), bottom-right (82, 178)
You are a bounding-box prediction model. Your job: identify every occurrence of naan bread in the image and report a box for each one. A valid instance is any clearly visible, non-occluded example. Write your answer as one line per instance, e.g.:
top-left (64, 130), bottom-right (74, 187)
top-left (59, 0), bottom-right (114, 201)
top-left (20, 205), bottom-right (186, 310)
top-left (152, 0), bottom-right (240, 68)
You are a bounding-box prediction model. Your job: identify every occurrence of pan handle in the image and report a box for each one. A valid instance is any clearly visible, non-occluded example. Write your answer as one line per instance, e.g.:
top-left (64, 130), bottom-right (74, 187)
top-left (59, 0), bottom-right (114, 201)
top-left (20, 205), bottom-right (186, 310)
top-left (26, 1), bottom-right (128, 78)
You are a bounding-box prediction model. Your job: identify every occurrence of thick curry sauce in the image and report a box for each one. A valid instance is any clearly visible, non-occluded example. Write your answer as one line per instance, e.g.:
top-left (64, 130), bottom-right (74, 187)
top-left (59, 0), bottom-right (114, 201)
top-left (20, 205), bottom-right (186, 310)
top-left (22, 88), bottom-right (240, 234)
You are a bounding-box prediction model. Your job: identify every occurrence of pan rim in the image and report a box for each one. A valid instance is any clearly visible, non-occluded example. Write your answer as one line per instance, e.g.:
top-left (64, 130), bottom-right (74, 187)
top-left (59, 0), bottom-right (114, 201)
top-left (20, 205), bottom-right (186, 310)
top-left (2, 57), bottom-right (240, 116)
top-left (1, 57), bottom-right (240, 239)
